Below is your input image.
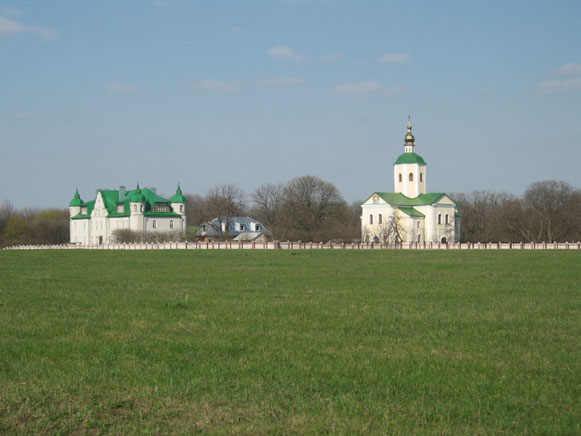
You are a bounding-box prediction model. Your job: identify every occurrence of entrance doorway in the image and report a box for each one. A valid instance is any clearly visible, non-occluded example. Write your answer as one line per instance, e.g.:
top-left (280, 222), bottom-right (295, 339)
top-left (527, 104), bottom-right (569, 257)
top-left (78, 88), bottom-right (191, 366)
top-left (98, 236), bottom-right (103, 245)
top-left (441, 237), bottom-right (447, 244)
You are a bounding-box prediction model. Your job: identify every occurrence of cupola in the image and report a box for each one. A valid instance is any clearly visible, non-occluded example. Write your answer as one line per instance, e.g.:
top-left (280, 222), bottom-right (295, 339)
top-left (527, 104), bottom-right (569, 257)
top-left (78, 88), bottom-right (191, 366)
top-left (69, 188), bottom-right (83, 207)
top-left (170, 183), bottom-right (187, 203)
top-left (130, 183), bottom-right (146, 203)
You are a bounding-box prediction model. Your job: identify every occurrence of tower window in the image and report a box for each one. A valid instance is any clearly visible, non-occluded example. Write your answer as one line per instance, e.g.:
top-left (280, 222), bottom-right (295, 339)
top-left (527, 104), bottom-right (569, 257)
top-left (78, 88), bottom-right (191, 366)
top-left (398, 174), bottom-right (402, 182)
top-left (378, 214), bottom-right (383, 224)
top-left (420, 173), bottom-right (423, 182)
top-left (409, 173), bottom-right (414, 182)
top-left (369, 214), bottom-right (373, 225)
top-left (180, 205), bottom-right (184, 213)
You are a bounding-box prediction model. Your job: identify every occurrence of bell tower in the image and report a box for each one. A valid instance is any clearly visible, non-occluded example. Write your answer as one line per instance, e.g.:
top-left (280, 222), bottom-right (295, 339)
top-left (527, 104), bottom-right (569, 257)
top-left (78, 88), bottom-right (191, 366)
top-left (393, 117), bottom-right (427, 198)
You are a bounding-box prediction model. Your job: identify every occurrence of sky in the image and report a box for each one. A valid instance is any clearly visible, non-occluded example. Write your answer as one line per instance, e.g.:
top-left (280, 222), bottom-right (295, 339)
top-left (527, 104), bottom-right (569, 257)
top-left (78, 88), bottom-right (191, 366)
top-left (1, 0), bottom-right (580, 209)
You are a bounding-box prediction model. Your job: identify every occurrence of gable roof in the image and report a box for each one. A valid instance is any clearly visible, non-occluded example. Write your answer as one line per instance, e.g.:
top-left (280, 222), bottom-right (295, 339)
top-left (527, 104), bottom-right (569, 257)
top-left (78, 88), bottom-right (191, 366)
top-left (196, 216), bottom-right (270, 237)
top-left (364, 192), bottom-right (454, 206)
top-left (71, 187), bottom-right (180, 219)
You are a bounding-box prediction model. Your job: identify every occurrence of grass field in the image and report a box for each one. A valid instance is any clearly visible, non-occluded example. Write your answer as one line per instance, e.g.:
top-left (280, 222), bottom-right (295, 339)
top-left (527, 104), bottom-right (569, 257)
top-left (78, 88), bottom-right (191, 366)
top-left (0, 250), bottom-right (579, 435)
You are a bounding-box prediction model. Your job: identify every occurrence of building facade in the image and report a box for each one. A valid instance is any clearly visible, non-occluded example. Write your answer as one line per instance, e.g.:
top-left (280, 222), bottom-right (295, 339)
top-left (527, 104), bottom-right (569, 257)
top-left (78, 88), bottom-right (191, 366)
top-left (361, 119), bottom-right (460, 243)
top-left (69, 183), bottom-right (187, 244)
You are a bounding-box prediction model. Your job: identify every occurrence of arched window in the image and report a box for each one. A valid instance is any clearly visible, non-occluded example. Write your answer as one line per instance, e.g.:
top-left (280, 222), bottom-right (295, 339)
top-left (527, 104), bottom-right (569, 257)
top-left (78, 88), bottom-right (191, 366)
top-left (369, 214), bottom-right (373, 225)
top-left (420, 173), bottom-right (423, 182)
top-left (153, 220), bottom-right (157, 229)
top-left (180, 205), bottom-right (184, 213)
top-left (378, 214), bottom-right (383, 224)
top-left (398, 173), bottom-right (402, 182)
top-left (170, 220), bottom-right (174, 229)
top-left (438, 214), bottom-right (442, 225)
top-left (445, 214), bottom-right (449, 225)
top-left (140, 204), bottom-right (144, 212)
top-left (409, 173), bottom-right (414, 182)
top-left (133, 205), bottom-right (137, 212)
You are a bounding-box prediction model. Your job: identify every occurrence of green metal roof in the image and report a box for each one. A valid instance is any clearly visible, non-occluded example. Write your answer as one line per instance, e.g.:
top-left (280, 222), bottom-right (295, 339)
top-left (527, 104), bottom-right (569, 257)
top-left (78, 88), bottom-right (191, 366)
top-left (364, 192), bottom-right (452, 206)
top-left (69, 188), bottom-right (83, 207)
top-left (70, 186), bottom-right (176, 218)
top-left (170, 183), bottom-right (187, 203)
top-left (398, 207), bottom-right (425, 217)
top-left (394, 152), bottom-right (426, 165)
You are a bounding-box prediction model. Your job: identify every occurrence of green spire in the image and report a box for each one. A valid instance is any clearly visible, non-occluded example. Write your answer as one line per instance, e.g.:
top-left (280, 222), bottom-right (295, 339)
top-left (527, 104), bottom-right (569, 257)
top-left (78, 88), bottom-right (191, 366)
top-left (171, 182), bottom-right (187, 203)
top-left (69, 187), bottom-right (83, 207)
top-left (130, 182), bottom-right (145, 203)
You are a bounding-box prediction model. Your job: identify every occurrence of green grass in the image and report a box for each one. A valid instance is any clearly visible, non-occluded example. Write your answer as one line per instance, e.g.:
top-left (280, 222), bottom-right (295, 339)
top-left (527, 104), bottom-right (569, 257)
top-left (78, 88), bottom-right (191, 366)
top-left (0, 250), bottom-right (579, 435)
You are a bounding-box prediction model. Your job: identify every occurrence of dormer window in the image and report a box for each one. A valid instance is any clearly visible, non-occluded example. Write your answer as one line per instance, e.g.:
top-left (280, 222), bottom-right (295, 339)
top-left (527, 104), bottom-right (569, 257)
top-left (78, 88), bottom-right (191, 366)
top-left (116, 204), bottom-right (124, 213)
top-left (153, 202), bottom-right (169, 212)
top-left (81, 207), bottom-right (88, 214)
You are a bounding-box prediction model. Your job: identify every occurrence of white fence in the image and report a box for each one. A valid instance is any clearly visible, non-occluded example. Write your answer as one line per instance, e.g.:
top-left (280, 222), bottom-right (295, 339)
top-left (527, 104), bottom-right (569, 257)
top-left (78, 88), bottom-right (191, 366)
top-left (4, 241), bottom-right (581, 251)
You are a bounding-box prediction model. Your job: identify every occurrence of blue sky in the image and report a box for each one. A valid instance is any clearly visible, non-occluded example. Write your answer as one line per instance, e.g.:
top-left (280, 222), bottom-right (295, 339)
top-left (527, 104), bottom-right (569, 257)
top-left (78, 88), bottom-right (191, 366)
top-left (1, 0), bottom-right (580, 209)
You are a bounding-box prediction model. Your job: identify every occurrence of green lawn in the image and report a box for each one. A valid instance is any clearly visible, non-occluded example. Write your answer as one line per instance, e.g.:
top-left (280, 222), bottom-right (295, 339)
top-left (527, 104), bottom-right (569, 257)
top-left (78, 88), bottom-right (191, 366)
top-left (0, 250), bottom-right (579, 435)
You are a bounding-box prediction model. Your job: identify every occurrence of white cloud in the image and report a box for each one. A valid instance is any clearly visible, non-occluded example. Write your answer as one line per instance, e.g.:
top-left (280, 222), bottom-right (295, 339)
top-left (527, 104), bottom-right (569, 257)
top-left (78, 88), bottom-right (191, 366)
top-left (556, 63), bottom-right (581, 75)
top-left (333, 81), bottom-right (381, 95)
top-left (232, 26), bottom-right (243, 33)
top-left (378, 53), bottom-right (411, 64)
top-left (107, 83), bottom-right (137, 93)
top-left (539, 78), bottom-right (581, 94)
top-left (14, 112), bottom-right (33, 119)
top-left (268, 45), bottom-right (303, 61)
top-left (333, 82), bottom-right (404, 97)
top-left (0, 15), bottom-right (56, 40)
top-left (321, 52), bottom-right (344, 62)
top-left (260, 77), bottom-right (308, 87)
top-left (1, 7), bottom-right (21, 17)
top-left (194, 80), bottom-right (237, 93)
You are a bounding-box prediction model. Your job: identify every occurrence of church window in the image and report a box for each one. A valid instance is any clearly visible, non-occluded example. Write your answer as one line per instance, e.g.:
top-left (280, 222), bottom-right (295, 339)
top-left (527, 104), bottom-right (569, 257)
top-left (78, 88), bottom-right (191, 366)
top-left (180, 205), bottom-right (184, 213)
top-left (369, 214), bottom-right (373, 225)
top-left (140, 205), bottom-right (144, 212)
top-left (445, 214), bottom-right (449, 225)
top-left (398, 174), bottom-right (402, 183)
top-left (417, 221), bottom-right (420, 228)
top-left (409, 173), bottom-right (414, 182)
top-left (133, 205), bottom-right (137, 212)
top-left (438, 214), bottom-right (442, 225)
top-left (378, 214), bottom-right (383, 224)
top-left (420, 173), bottom-right (423, 182)
top-left (153, 220), bottom-right (157, 229)
top-left (170, 220), bottom-right (174, 229)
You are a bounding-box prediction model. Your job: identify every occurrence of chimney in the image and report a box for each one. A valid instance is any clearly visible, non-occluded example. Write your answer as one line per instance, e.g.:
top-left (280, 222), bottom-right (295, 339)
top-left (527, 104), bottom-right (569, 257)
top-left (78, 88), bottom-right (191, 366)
top-left (119, 185), bottom-right (126, 202)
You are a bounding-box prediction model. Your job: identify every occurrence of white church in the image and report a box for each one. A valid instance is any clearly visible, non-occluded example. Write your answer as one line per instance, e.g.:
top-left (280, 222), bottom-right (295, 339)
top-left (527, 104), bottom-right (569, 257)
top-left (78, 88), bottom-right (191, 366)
top-left (361, 119), bottom-right (460, 244)
top-left (69, 183), bottom-right (187, 245)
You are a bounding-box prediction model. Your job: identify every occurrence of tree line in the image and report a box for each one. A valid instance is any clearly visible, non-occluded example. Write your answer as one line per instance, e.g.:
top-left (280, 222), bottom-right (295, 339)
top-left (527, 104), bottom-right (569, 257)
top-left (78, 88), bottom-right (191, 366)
top-left (0, 178), bottom-right (579, 247)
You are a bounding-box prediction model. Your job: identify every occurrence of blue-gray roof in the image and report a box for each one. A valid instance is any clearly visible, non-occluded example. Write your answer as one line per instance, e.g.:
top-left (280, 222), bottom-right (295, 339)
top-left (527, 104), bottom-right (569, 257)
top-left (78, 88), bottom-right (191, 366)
top-left (196, 216), bottom-right (271, 237)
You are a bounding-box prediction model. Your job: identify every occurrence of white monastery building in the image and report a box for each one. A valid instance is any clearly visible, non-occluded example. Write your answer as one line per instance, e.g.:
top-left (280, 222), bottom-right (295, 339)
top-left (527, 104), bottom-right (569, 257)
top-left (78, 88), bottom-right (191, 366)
top-left (69, 183), bottom-right (187, 245)
top-left (361, 119), bottom-right (460, 244)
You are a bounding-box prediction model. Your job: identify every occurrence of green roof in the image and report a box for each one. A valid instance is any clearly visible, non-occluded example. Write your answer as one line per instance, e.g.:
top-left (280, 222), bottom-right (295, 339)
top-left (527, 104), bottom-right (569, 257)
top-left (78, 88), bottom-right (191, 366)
top-left (398, 207), bottom-right (425, 217)
top-left (365, 192), bottom-right (452, 206)
top-left (69, 188), bottom-right (83, 207)
top-left (394, 152), bottom-right (426, 165)
top-left (170, 183), bottom-right (187, 203)
top-left (70, 186), bottom-right (176, 219)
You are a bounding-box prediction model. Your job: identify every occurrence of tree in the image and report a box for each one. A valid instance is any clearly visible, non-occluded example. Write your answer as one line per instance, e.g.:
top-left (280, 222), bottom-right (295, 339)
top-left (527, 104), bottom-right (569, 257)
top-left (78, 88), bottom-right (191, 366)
top-left (0, 200), bottom-right (15, 247)
top-left (250, 183), bottom-right (285, 240)
top-left (377, 213), bottom-right (405, 245)
top-left (281, 175), bottom-right (347, 241)
top-left (31, 209), bottom-right (69, 244)
top-left (523, 180), bottom-right (578, 242)
top-left (204, 184), bottom-right (246, 240)
top-left (3, 215), bottom-right (32, 246)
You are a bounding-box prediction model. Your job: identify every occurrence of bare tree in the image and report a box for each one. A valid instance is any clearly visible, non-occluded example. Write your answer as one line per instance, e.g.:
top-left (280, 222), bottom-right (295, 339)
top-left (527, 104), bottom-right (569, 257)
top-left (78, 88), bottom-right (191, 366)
top-left (251, 183), bottom-right (284, 239)
top-left (377, 213), bottom-right (405, 245)
top-left (0, 200), bottom-right (15, 246)
top-left (281, 175), bottom-right (347, 241)
top-left (204, 184), bottom-right (246, 240)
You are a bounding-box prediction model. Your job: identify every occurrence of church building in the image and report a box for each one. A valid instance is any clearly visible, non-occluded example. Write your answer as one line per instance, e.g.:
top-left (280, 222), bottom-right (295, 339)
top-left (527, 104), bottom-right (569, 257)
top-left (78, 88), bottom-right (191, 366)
top-left (69, 183), bottom-right (187, 245)
top-left (361, 119), bottom-right (460, 244)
